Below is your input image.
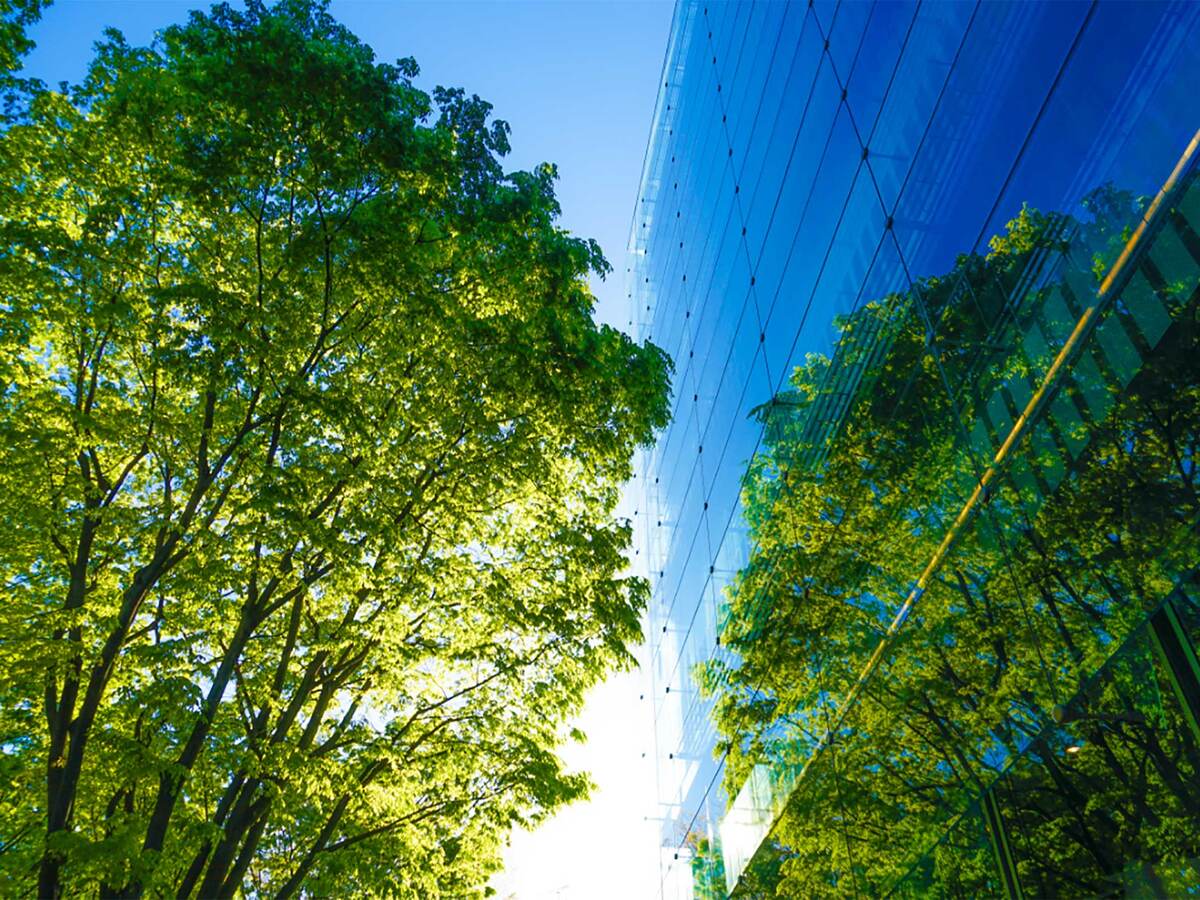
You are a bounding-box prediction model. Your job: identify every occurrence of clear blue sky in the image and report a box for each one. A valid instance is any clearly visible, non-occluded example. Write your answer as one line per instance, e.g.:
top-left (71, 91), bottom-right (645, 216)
top-left (21, 0), bottom-right (674, 328)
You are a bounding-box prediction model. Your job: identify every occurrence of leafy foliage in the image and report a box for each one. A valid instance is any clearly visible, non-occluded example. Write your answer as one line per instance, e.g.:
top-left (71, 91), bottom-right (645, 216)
top-left (0, 0), bottom-right (42, 77)
top-left (0, 2), bottom-right (670, 897)
top-left (705, 184), bottom-right (1200, 896)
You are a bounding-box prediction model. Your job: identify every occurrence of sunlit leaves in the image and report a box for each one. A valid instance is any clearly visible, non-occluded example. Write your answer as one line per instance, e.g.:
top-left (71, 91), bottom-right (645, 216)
top-left (0, 1), bottom-right (670, 897)
top-left (711, 191), bottom-right (1200, 895)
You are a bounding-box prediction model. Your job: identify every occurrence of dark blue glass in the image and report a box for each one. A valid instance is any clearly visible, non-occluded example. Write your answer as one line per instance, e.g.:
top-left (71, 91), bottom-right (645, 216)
top-left (629, 3), bottom-right (1200, 895)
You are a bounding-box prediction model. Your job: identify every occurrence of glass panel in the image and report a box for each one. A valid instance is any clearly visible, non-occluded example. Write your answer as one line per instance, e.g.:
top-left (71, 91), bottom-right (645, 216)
top-left (1122, 269), bottom-right (1173, 350)
top-left (998, 625), bottom-right (1200, 897)
top-left (843, 0), bottom-right (919, 141)
top-left (889, 803), bottom-right (1003, 899)
top-left (1094, 315), bottom-right (1142, 388)
top-left (637, 5), bottom-right (1200, 898)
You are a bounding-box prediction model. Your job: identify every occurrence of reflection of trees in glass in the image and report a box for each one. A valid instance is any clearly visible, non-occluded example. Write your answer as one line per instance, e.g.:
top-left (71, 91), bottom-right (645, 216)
top-left (703, 179), bottom-right (1200, 896)
top-left (997, 623), bottom-right (1200, 897)
top-left (687, 832), bottom-right (728, 900)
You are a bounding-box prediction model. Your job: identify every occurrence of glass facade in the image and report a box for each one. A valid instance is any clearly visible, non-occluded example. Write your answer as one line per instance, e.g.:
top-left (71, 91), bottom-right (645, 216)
top-left (628, 2), bottom-right (1200, 897)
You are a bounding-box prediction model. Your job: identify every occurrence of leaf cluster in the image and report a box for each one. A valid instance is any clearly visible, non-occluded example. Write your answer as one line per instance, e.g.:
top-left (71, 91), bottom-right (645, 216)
top-left (0, 2), bottom-right (671, 897)
top-left (707, 183), bottom-right (1200, 896)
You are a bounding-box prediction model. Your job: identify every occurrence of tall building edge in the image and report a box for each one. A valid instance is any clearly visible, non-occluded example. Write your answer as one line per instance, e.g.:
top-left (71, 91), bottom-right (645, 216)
top-left (630, 1), bottom-right (1200, 897)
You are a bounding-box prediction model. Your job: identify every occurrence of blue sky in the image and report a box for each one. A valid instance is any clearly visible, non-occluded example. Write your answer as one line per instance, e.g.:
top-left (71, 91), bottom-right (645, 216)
top-left (22, 0), bottom-right (673, 329)
top-left (21, 2), bottom-right (673, 896)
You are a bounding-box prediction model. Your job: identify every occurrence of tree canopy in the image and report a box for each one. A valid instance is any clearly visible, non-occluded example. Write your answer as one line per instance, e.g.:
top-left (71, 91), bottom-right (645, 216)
top-left (701, 179), bottom-right (1200, 896)
top-left (0, 2), bottom-right (670, 897)
top-left (0, 0), bottom-right (42, 79)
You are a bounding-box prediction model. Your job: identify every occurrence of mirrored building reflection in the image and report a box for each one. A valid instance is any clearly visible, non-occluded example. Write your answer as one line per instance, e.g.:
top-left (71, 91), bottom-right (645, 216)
top-left (627, 1), bottom-right (1200, 896)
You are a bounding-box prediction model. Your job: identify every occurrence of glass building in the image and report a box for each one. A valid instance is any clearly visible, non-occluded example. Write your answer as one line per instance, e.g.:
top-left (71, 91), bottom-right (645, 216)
top-left (628, 1), bottom-right (1200, 897)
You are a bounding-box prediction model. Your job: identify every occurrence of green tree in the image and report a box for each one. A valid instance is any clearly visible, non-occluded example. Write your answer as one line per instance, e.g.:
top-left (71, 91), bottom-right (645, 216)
top-left (0, 2), bottom-right (670, 897)
top-left (0, 0), bottom-right (43, 77)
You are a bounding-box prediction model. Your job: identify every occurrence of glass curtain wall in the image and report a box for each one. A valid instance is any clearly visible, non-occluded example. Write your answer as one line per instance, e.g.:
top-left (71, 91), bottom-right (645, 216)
top-left (628, 1), bottom-right (1200, 897)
